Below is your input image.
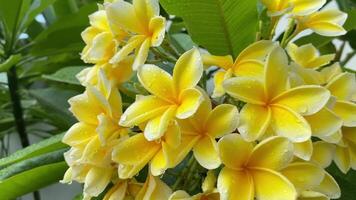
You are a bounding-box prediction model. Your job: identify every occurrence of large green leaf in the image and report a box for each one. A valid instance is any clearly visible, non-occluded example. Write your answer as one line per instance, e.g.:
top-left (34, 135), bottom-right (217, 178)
top-left (0, 0), bottom-right (31, 42)
top-left (0, 161), bottom-right (67, 199)
top-left (20, 0), bottom-right (58, 31)
top-left (42, 66), bottom-right (86, 85)
top-left (160, 0), bottom-right (259, 57)
top-left (30, 3), bottom-right (97, 56)
top-left (0, 133), bottom-right (66, 168)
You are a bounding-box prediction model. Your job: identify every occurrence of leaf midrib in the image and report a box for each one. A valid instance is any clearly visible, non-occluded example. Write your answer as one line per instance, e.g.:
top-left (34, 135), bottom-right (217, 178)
top-left (215, 0), bottom-right (235, 57)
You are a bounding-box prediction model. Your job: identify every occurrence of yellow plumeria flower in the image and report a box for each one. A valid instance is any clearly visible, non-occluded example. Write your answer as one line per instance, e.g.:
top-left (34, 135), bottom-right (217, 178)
top-left (261, 0), bottom-right (326, 17)
top-left (62, 71), bottom-right (127, 199)
top-left (287, 43), bottom-right (335, 69)
top-left (77, 57), bottom-right (133, 86)
top-left (334, 126), bottom-right (356, 173)
top-left (296, 9), bottom-right (348, 37)
top-left (281, 161), bottom-right (340, 200)
top-left (260, 0), bottom-right (292, 16)
top-left (104, 174), bottom-right (172, 200)
top-left (203, 40), bottom-right (276, 97)
top-left (113, 122), bottom-right (194, 178)
top-left (217, 134), bottom-right (297, 200)
top-left (103, 179), bottom-right (142, 200)
top-left (224, 46), bottom-right (330, 142)
top-left (177, 95), bottom-right (239, 169)
top-left (81, 7), bottom-right (125, 64)
top-left (169, 171), bottom-right (219, 200)
top-left (105, 0), bottom-right (166, 70)
top-left (120, 48), bottom-right (204, 141)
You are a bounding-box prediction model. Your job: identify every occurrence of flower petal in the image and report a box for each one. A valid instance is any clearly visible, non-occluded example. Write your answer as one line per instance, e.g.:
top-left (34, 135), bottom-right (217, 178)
top-left (202, 54), bottom-right (234, 70)
top-left (173, 48), bottom-right (203, 93)
top-left (136, 174), bottom-right (172, 200)
top-left (132, 38), bottom-right (151, 70)
top-left (112, 133), bottom-right (160, 166)
top-left (110, 35), bottom-right (145, 64)
top-left (218, 134), bottom-right (253, 169)
top-left (223, 77), bottom-right (266, 105)
top-left (138, 64), bottom-right (175, 102)
top-left (309, 22), bottom-right (346, 37)
top-left (68, 93), bottom-right (102, 125)
top-left (248, 136), bottom-right (293, 170)
top-left (193, 136), bottom-right (221, 169)
top-left (333, 100), bottom-right (356, 127)
top-left (119, 95), bottom-right (170, 127)
top-left (326, 72), bottom-right (356, 101)
top-left (334, 145), bottom-right (351, 173)
top-left (264, 46), bottom-right (289, 99)
top-left (84, 167), bottom-right (113, 198)
top-left (272, 86), bottom-right (330, 116)
top-left (206, 104), bottom-right (239, 138)
top-left (217, 168), bottom-right (254, 200)
top-left (313, 172), bottom-right (341, 199)
top-left (212, 70), bottom-right (232, 98)
top-left (176, 88), bottom-right (203, 119)
top-left (63, 122), bottom-right (96, 147)
top-left (281, 162), bottom-right (324, 192)
top-left (252, 168), bottom-right (297, 200)
top-left (294, 140), bottom-right (313, 160)
top-left (292, 0), bottom-right (326, 16)
top-left (271, 105), bottom-right (312, 142)
top-left (238, 104), bottom-right (271, 142)
top-left (150, 146), bottom-right (170, 176)
top-left (236, 40), bottom-right (277, 62)
top-left (105, 0), bottom-right (146, 33)
top-left (310, 141), bottom-right (335, 168)
top-left (149, 16), bottom-right (166, 47)
top-left (305, 108), bottom-right (343, 139)
top-left (133, 0), bottom-right (159, 26)
top-left (233, 60), bottom-right (264, 77)
top-left (144, 106), bottom-right (177, 141)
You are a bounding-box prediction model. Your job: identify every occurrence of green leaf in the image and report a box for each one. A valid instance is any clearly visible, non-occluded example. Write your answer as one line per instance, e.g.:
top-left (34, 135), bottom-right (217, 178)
top-left (169, 33), bottom-right (195, 54)
top-left (42, 66), bottom-right (86, 85)
top-left (0, 161), bottom-right (67, 199)
top-left (20, 0), bottom-right (58, 32)
top-left (0, 149), bottom-right (66, 180)
top-left (160, 0), bottom-right (259, 57)
top-left (31, 3), bottom-right (97, 56)
top-left (0, 133), bottom-right (67, 168)
top-left (29, 88), bottom-right (77, 128)
top-left (0, 0), bottom-right (31, 42)
top-left (296, 8), bottom-right (356, 47)
top-left (0, 54), bottom-right (22, 73)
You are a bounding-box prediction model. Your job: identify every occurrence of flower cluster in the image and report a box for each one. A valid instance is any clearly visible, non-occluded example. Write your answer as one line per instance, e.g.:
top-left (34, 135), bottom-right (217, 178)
top-left (61, 0), bottom-right (355, 200)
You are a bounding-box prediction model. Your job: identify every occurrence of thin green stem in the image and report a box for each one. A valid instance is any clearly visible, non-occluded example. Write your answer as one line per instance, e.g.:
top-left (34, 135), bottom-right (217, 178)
top-left (269, 17), bottom-right (280, 40)
top-left (172, 155), bottom-right (195, 191)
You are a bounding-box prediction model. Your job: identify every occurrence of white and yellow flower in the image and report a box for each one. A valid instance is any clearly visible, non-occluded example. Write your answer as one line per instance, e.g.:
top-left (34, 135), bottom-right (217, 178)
top-left (217, 134), bottom-right (297, 200)
top-left (119, 48), bottom-right (204, 141)
top-left (224, 46), bottom-right (330, 142)
top-left (105, 0), bottom-right (166, 70)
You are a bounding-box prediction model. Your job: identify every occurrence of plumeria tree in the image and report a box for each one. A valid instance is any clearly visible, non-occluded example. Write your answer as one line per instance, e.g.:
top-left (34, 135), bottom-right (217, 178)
top-left (1, 0), bottom-right (356, 200)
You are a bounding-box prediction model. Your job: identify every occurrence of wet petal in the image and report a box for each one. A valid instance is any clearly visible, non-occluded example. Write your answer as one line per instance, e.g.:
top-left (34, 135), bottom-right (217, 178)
top-left (144, 106), bottom-right (177, 141)
top-left (281, 162), bottom-right (324, 192)
top-left (333, 100), bottom-right (356, 127)
top-left (193, 136), bottom-right (221, 169)
top-left (223, 77), bottom-right (266, 105)
top-left (218, 134), bottom-right (253, 169)
top-left (217, 168), bottom-right (254, 200)
top-left (294, 140), bottom-right (313, 160)
top-left (149, 16), bottom-right (166, 47)
top-left (249, 136), bottom-right (294, 170)
top-left (173, 48), bottom-right (203, 93)
top-left (119, 95), bottom-right (171, 127)
top-left (206, 104), bottom-right (239, 138)
top-left (252, 168), bottom-right (297, 200)
top-left (271, 105), bottom-right (312, 142)
top-left (238, 104), bottom-right (271, 142)
top-left (176, 88), bottom-right (203, 119)
top-left (272, 86), bottom-right (330, 116)
top-left (132, 39), bottom-right (151, 70)
top-left (310, 141), bottom-right (335, 168)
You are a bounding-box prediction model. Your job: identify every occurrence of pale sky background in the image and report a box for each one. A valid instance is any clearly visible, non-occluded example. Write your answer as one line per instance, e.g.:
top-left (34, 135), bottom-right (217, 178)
top-left (1, 1), bottom-right (355, 200)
